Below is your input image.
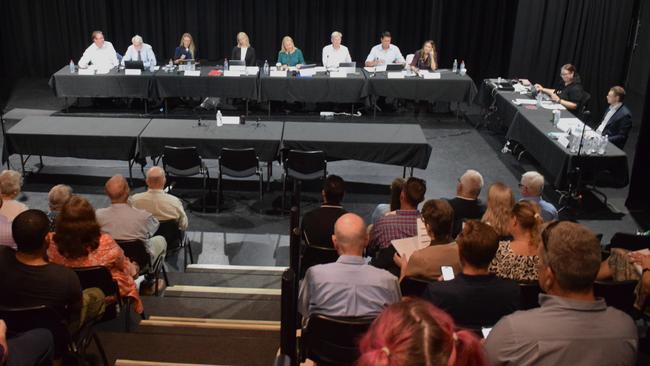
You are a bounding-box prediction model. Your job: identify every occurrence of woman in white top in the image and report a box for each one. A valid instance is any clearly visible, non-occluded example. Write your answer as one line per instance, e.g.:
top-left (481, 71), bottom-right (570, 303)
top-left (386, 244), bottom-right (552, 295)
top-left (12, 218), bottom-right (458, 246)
top-left (0, 170), bottom-right (28, 221)
top-left (231, 32), bottom-right (256, 66)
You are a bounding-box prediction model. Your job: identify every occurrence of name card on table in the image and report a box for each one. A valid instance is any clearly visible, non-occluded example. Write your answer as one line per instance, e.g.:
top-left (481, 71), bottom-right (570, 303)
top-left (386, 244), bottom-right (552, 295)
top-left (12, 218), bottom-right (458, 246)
top-left (329, 71), bottom-right (347, 78)
top-left (557, 135), bottom-right (570, 148)
top-left (270, 70), bottom-right (287, 77)
top-left (300, 68), bottom-right (316, 77)
top-left (230, 65), bottom-right (246, 72)
top-left (375, 65), bottom-right (387, 72)
top-left (315, 66), bottom-right (327, 73)
top-left (246, 66), bottom-right (260, 75)
top-left (184, 70), bottom-right (201, 77)
top-left (124, 69), bottom-right (142, 75)
top-left (222, 116), bottom-right (240, 125)
top-left (387, 72), bottom-right (405, 79)
top-left (78, 68), bottom-right (95, 75)
top-left (423, 72), bottom-right (441, 79)
top-left (223, 70), bottom-right (243, 77)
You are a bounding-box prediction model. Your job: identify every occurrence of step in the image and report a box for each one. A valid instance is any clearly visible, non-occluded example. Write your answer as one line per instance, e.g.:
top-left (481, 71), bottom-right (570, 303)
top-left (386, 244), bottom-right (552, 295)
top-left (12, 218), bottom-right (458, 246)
top-left (165, 270), bottom-right (282, 289)
top-left (142, 316), bottom-right (280, 331)
top-left (163, 285), bottom-right (281, 300)
top-left (116, 360), bottom-right (222, 366)
top-left (186, 264), bottom-right (287, 275)
top-left (141, 295), bottom-right (281, 321)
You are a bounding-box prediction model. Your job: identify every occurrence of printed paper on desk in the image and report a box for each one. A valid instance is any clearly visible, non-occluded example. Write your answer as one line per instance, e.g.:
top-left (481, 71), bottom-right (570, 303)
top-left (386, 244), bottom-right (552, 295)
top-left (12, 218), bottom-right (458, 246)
top-left (230, 65), bottom-right (246, 72)
top-left (184, 70), bottom-right (201, 77)
top-left (221, 116), bottom-right (240, 125)
top-left (78, 68), bottom-right (95, 75)
top-left (223, 70), bottom-right (243, 77)
top-left (314, 66), bottom-right (327, 73)
top-left (423, 72), bottom-right (441, 79)
top-left (514, 98), bottom-right (537, 105)
top-left (125, 69), bottom-right (141, 76)
top-left (556, 118), bottom-right (583, 132)
top-left (387, 72), bottom-right (405, 79)
top-left (557, 135), bottom-right (570, 148)
top-left (270, 70), bottom-right (287, 77)
top-left (540, 101), bottom-right (566, 110)
top-left (246, 66), bottom-right (259, 74)
top-left (391, 236), bottom-right (420, 262)
top-left (329, 71), bottom-right (347, 78)
top-left (300, 68), bottom-right (316, 77)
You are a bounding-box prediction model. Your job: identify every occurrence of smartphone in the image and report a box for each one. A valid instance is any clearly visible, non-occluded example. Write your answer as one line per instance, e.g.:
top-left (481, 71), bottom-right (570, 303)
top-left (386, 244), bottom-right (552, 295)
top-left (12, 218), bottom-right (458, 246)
top-left (441, 266), bottom-right (455, 281)
top-left (481, 327), bottom-right (493, 338)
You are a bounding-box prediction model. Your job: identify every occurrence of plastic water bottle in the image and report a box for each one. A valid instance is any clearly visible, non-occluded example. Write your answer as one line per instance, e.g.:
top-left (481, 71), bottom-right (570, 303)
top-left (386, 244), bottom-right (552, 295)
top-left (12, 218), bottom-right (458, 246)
top-left (452, 59), bottom-right (458, 73)
top-left (598, 135), bottom-right (608, 155)
top-left (536, 93), bottom-right (543, 107)
top-left (224, 58), bottom-right (229, 71)
top-left (69, 60), bottom-right (75, 73)
top-left (459, 60), bottom-right (466, 74)
top-left (553, 109), bottom-right (561, 126)
top-left (216, 110), bottom-right (223, 127)
top-left (263, 60), bottom-right (270, 76)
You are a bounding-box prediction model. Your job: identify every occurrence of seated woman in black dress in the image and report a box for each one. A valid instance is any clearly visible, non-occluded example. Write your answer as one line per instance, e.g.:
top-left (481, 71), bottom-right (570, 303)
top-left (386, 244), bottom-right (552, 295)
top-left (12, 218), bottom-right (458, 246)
top-left (409, 40), bottom-right (438, 71)
top-left (174, 32), bottom-right (196, 64)
top-left (231, 32), bottom-right (256, 66)
top-left (534, 63), bottom-right (584, 111)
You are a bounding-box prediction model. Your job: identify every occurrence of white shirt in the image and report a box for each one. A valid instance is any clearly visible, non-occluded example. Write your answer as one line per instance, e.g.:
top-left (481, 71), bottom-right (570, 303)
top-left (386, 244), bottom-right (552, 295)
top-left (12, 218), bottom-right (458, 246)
top-left (596, 102), bottom-right (622, 134)
top-left (78, 41), bottom-right (119, 70)
top-left (365, 44), bottom-right (405, 64)
top-left (122, 43), bottom-right (157, 68)
top-left (322, 44), bottom-right (352, 68)
top-left (239, 47), bottom-right (248, 62)
top-left (132, 189), bottom-right (188, 230)
top-left (0, 199), bottom-right (28, 221)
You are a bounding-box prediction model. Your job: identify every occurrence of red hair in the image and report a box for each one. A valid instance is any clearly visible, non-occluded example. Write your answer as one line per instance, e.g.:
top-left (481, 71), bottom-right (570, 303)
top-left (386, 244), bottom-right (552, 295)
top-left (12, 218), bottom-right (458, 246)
top-left (356, 298), bottom-right (487, 366)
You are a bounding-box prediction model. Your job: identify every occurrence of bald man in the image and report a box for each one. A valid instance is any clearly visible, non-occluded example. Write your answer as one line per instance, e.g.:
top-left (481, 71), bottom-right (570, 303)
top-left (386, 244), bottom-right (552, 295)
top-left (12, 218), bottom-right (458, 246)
top-left (132, 167), bottom-right (188, 230)
top-left (445, 169), bottom-right (486, 237)
top-left (298, 213), bottom-right (401, 318)
top-left (96, 174), bottom-right (167, 265)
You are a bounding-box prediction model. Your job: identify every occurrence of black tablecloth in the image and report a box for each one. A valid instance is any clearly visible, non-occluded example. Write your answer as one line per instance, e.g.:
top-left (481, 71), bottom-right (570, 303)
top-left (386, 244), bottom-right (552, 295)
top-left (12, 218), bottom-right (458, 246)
top-left (49, 66), bottom-right (154, 98)
top-left (281, 122), bottom-right (431, 169)
top-left (366, 69), bottom-right (477, 104)
top-left (6, 116), bottom-right (150, 161)
top-left (477, 80), bottom-right (522, 129)
top-left (138, 118), bottom-right (284, 162)
top-left (259, 70), bottom-right (369, 103)
top-left (154, 68), bottom-right (258, 99)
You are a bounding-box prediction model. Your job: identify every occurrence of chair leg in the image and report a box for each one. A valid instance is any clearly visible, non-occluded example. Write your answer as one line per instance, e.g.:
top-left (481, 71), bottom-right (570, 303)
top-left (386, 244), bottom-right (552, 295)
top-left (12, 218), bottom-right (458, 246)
top-left (93, 333), bottom-right (110, 366)
top-left (217, 173), bottom-right (222, 213)
top-left (154, 267), bottom-right (160, 296)
top-left (259, 173), bottom-right (263, 213)
top-left (282, 173), bottom-right (287, 212)
top-left (162, 264), bottom-right (170, 286)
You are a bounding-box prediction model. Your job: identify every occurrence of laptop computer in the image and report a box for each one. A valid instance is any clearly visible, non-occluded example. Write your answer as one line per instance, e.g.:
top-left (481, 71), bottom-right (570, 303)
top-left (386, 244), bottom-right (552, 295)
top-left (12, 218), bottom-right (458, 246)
top-left (339, 62), bottom-right (356, 74)
top-left (386, 63), bottom-right (404, 71)
top-left (124, 60), bottom-right (144, 70)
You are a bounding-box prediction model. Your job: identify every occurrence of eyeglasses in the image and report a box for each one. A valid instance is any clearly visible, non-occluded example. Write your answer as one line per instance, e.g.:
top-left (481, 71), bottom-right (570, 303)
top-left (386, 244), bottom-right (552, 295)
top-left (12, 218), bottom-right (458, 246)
top-left (540, 220), bottom-right (561, 254)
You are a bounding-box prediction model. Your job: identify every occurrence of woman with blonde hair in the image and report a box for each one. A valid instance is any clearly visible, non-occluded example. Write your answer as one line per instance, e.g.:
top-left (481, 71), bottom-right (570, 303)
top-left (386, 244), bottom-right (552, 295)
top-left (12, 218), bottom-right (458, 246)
top-left (0, 169), bottom-right (28, 220)
top-left (277, 36), bottom-right (305, 68)
top-left (174, 32), bottom-right (196, 64)
top-left (481, 182), bottom-right (515, 239)
top-left (488, 200), bottom-right (544, 282)
top-left (231, 32), bottom-right (256, 66)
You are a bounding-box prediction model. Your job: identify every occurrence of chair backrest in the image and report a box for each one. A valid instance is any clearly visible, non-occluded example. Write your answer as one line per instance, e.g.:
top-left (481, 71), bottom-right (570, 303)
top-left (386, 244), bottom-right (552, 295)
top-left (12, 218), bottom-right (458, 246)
top-left (405, 53), bottom-right (415, 65)
top-left (608, 232), bottom-right (650, 252)
top-left (219, 147), bottom-right (259, 178)
top-left (116, 239), bottom-right (151, 272)
top-left (302, 314), bottom-right (375, 366)
top-left (300, 243), bottom-right (339, 278)
top-left (594, 280), bottom-right (638, 315)
top-left (519, 281), bottom-right (542, 310)
top-left (400, 276), bottom-right (432, 298)
top-left (72, 266), bottom-right (118, 298)
top-left (285, 150), bottom-right (326, 181)
top-left (162, 145), bottom-right (202, 176)
top-left (0, 305), bottom-right (70, 357)
top-left (154, 220), bottom-right (182, 252)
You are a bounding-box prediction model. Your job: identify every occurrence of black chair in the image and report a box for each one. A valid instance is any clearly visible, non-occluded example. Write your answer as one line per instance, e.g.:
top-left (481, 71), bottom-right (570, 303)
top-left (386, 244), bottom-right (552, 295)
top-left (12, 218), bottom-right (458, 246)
top-left (578, 91), bottom-right (591, 123)
top-left (594, 280), bottom-right (638, 316)
top-left (299, 242), bottom-right (339, 279)
top-left (116, 239), bottom-right (170, 296)
top-left (217, 147), bottom-right (263, 212)
top-left (155, 220), bottom-right (194, 269)
top-left (519, 281), bottom-right (542, 310)
top-left (400, 276), bottom-right (433, 298)
top-left (282, 150), bottom-right (327, 211)
top-left (0, 305), bottom-right (108, 366)
top-left (161, 145), bottom-right (210, 212)
top-left (301, 314), bottom-right (375, 366)
top-left (607, 232), bottom-right (650, 252)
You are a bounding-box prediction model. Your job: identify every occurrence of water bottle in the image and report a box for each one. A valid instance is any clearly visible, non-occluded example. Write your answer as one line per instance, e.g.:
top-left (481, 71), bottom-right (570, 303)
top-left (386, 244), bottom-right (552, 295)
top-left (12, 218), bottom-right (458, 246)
top-left (263, 60), bottom-right (269, 76)
top-left (598, 135), bottom-right (608, 155)
top-left (459, 60), bottom-right (466, 75)
top-left (452, 59), bottom-right (458, 73)
top-left (224, 58), bottom-right (229, 71)
top-left (553, 109), bottom-right (561, 126)
top-left (69, 60), bottom-right (75, 73)
top-left (216, 110), bottom-right (223, 127)
top-left (536, 93), bottom-right (543, 107)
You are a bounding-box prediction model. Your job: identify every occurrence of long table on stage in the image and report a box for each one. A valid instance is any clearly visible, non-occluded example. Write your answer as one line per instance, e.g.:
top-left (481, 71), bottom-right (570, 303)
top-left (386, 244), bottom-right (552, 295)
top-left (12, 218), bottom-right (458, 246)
top-left (479, 81), bottom-right (629, 189)
top-left (259, 69), bottom-right (369, 104)
top-left (281, 122), bottom-right (431, 170)
top-left (154, 68), bottom-right (259, 100)
top-left (49, 66), bottom-right (154, 98)
top-left (366, 69), bottom-right (477, 104)
top-left (5, 116), bottom-right (151, 179)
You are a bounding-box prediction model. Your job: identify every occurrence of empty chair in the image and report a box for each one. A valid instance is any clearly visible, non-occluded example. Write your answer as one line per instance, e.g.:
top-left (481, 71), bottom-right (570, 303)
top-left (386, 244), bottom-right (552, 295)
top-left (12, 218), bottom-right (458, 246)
top-left (594, 280), bottom-right (638, 316)
top-left (607, 232), bottom-right (650, 252)
top-left (217, 147), bottom-right (263, 212)
top-left (282, 150), bottom-right (327, 210)
top-left (519, 281), bottom-right (542, 310)
top-left (301, 314), bottom-right (375, 366)
top-left (161, 145), bottom-right (210, 212)
top-left (155, 220), bottom-right (194, 269)
top-left (400, 276), bottom-right (433, 298)
top-left (116, 239), bottom-right (170, 296)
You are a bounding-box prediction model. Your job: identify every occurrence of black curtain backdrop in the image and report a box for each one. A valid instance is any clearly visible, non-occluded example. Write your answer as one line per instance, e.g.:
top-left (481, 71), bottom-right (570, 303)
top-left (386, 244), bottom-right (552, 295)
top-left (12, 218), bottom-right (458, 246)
top-left (626, 67), bottom-right (650, 211)
top-left (508, 0), bottom-right (637, 119)
top-left (0, 0), bottom-right (517, 89)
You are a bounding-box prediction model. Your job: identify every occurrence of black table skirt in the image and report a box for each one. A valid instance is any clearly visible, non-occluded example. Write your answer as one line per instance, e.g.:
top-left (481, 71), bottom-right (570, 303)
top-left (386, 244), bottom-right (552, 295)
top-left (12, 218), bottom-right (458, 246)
top-left (367, 69), bottom-right (477, 104)
top-left (49, 66), bottom-right (154, 98)
top-left (259, 71), bottom-right (369, 103)
top-left (155, 69), bottom-right (258, 99)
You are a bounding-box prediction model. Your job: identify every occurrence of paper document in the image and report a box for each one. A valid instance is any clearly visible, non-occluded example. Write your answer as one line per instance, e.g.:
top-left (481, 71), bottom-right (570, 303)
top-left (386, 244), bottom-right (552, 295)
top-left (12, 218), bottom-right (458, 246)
top-left (513, 98), bottom-right (536, 105)
top-left (556, 118), bottom-right (584, 132)
top-left (540, 101), bottom-right (566, 110)
top-left (391, 237), bottom-right (421, 262)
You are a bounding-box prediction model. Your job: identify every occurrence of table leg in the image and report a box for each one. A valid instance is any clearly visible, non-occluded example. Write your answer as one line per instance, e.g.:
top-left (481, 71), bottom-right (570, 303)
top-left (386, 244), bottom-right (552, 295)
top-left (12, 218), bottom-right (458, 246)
top-left (268, 101), bottom-right (271, 117)
top-left (144, 99), bottom-right (148, 114)
top-left (164, 99), bottom-right (169, 117)
top-left (373, 97), bottom-right (377, 120)
top-left (246, 99), bottom-right (249, 116)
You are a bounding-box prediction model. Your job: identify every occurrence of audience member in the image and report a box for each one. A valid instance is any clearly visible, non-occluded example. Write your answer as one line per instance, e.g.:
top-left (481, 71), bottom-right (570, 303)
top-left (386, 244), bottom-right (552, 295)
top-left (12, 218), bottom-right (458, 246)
top-left (47, 196), bottom-right (143, 314)
top-left (519, 171), bottom-right (558, 221)
top-left (0, 200), bottom-right (15, 249)
top-left (132, 167), bottom-right (188, 231)
top-left (357, 298), bottom-right (488, 366)
top-left (488, 201), bottom-right (542, 282)
top-left (423, 220), bottom-right (519, 329)
top-left (0, 170), bottom-right (28, 221)
top-left (301, 175), bottom-right (347, 248)
top-left (299, 213), bottom-right (400, 318)
top-left (47, 184), bottom-right (72, 231)
top-left (369, 177), bottom-right (426, 251)
top-left (598, 247), bottom-right (650, 312)
top-left (485, 221), bottom-right (638, 365)
top-left (394, 199), bottom-right (460, 280)
top-left (0, 319), bottom-right (54, 366)
top-left (371, 177), bottom-right (405, 224)
top-left (446, 169), bottom-right (486, 238)
top-left (481, 182), bottom-right (515, 239)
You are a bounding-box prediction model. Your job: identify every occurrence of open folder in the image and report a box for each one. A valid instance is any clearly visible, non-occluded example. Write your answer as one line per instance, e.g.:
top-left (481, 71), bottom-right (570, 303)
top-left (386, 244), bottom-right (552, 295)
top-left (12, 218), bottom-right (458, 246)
top-left (391, 217), bottom-right (431, 262)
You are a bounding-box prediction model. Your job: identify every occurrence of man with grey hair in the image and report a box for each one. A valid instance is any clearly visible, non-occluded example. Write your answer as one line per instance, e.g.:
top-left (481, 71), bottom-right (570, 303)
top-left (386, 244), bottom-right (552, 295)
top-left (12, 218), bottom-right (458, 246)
top-left (299, 213), bottom-right (400, 318)
top-left (445, 169), bottom-right (486, 237)
top-left (132, 167), bottom-right (188, 230)
top-left (322, 31), bottom-right (352, 69)
top-left (47, 184), bottom-right (72, 230)
top-left (519, 171), bottom-right (558, 221)
top-left (122, 34), bottom-right (157, 68)
top-left (485, 221), bottom-right (637, 365)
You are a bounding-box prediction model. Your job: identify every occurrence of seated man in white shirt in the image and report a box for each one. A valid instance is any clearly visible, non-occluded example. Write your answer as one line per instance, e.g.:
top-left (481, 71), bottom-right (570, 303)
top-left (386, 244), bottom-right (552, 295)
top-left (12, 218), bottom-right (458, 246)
top-left (78, 30), bottom-right (119, 70)
top-left (365, 31), bottom-right (405, 67)
top-left (121, 35), bottom-right (157, 69)
top-left (299, 213), bottom-right (401, 319)
top-left (132, 167), bottom-right (188, 231)
top-left (96, 175), bottom-right (167, 268)
top-left (322, 31), bottom-right (352, 69)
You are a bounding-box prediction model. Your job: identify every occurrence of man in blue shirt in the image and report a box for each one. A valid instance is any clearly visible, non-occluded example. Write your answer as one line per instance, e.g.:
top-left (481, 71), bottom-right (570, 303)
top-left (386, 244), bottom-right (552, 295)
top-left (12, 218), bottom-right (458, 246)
top-left (519, 171), bottom-right (558, 221)
top-left (365, 31), bottom-right (405, 67)
top-left (122, 35), bottom-right (157, 68)
top-left (299, 213), bottom-right (401, 318)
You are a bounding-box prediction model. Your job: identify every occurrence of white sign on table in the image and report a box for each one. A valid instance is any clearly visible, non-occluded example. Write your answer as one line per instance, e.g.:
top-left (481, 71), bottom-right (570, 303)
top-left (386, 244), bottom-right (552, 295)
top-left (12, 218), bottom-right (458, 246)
top-left (223, 70), bottom-right (243, 77)
top-left (270, 70), bottom-right (287, 77)
top-left (423, 72), bottom-right (441, 79)
top-left (329, 71), bottom-right (347, 78)
top-left (229, 65), bottom-right (246, 72)
top-left (124, 69), bottom-right (141, 76)
top-left (387, 72), bottom-right (405, 79)
top-left (184, 70), bottom-right (201, 77)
